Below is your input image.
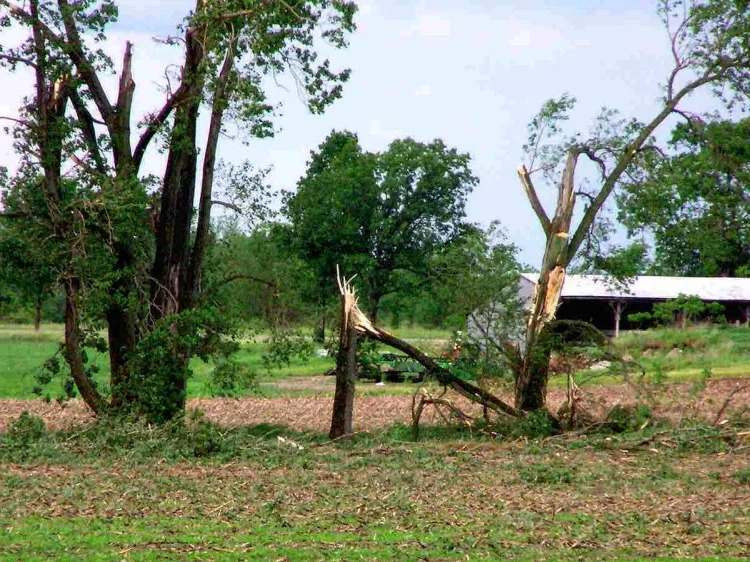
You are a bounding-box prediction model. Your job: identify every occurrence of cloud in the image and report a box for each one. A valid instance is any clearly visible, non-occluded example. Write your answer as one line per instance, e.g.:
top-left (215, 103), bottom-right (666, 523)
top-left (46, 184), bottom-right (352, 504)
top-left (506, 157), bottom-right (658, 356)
top-left (413, 84), bottom-right (433, 97)
top-left (407, 13), bottom-right (452, 38)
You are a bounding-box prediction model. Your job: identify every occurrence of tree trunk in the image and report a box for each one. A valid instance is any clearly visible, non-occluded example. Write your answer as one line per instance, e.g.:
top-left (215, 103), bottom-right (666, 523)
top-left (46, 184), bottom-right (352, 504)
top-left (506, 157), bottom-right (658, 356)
top-left (149, 23), bottom-right (205, 321)
top-left (329, 301), bottom-right (357, 439)
top-left (516, 237), bottom-right (569, 411)
top-left (515, 152), bottom-right (578, 411)
top-left (186, 39), bottom-right (236, 308)
top-left (33, 296), bottom-right (42, 332)
top-left (63, 278), bottom-right (104, 414)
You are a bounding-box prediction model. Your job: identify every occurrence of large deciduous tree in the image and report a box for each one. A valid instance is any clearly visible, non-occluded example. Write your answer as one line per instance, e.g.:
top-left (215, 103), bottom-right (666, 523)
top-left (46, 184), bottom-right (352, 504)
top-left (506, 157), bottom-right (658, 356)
top-left (0, 0), bottom-right (355, 421)
top-left (286, 130), bottom-right (477, 323)
top-left (514, 0), bottom-right (750, 411)
top-left (618, 118), bottom-right (750, 276)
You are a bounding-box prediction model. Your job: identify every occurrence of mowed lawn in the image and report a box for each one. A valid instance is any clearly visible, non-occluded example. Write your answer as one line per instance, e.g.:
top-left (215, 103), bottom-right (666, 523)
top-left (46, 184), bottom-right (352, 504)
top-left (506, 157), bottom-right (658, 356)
top-left (3, 322), bottom-right (750, 400)
top-left (0, 323), bottom-right (453, 400)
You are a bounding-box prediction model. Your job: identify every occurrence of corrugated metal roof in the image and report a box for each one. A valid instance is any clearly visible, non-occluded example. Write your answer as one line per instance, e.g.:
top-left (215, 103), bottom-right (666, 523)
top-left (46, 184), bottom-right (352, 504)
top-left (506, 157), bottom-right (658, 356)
top-left (520, 273), bottom-right (750, 302)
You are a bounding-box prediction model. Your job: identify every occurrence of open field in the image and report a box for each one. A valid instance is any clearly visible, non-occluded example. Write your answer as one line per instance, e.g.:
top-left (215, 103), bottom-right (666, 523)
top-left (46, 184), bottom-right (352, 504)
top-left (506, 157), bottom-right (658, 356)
top-left (1, 323), bottom-right (750, 560)
top-left (0, 416), bottom-right (749, 561)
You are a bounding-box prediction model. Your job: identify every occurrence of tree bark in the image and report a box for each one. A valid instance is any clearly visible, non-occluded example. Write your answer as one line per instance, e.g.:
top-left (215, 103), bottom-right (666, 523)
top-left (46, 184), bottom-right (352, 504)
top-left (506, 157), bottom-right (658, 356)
top-left (329, 299), bottom-right (357, 439)
top-left (150, 19), bottom-right (205, 321)
top-left (33, 295), bottom-right (42, 332)
top-left (63, 278), bottom-right (104, 414)
top-left (186, 38), bottom-right (237, 308)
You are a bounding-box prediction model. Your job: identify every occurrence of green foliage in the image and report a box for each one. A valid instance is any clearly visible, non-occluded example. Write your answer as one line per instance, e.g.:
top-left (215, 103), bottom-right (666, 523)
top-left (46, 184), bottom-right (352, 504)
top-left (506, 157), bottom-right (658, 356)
top-left (734, 468), bottom-right (750, 485)
top-left (208, 359), bottom-right (258, 398)
top-left (627, 294), bottom-right (725, 328)
top-left (6, 411), bottom-right (46, 445)
top-left (127, 308), bottom-right (241, 423)
top-left (261, 328), bottom-right (315, 372)
top-left (508, 410), bottom-right (559, 439)
top-left (285, 131), bottom-right (478, 318)
top-left (604, 404), bottom-right (653, 433)
top-left (619, 119), bottom-right (750, 276)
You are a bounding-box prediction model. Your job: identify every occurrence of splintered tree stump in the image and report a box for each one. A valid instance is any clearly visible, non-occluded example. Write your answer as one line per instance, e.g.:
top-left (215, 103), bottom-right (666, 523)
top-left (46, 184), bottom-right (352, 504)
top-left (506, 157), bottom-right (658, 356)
top-left (329, 324), bottom-right (357, 439)
top-left (329, 270), bottom-right (360, 439)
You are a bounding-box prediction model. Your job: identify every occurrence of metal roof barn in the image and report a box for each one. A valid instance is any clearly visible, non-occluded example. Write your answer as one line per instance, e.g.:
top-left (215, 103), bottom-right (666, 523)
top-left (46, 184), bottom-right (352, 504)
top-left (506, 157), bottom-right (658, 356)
top-left (520, 273), bottom-right (750, 302)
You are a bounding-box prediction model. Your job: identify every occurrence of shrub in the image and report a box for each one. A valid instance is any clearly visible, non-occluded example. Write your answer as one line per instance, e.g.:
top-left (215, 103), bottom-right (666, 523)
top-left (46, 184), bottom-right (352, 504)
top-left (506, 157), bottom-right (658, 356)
top-left (209, 359), bottom-right (258, 397)
top-left (604, 404), bottom-right (653, 433)
top-left (6, 411), bottom-right (46, 443)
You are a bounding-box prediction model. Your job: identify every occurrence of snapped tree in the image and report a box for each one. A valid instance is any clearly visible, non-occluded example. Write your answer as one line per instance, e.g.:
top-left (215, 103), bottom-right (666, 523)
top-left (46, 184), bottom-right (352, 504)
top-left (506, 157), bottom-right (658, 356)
top-left (0, 0), bottom-right (355, 421)
top-left (514, 0), bottom-right (750, 411)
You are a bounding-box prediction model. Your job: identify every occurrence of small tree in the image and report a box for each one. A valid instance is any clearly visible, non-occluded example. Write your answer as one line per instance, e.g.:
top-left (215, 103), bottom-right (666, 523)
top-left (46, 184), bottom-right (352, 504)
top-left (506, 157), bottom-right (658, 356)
top-left (514, 0), bottom-right (750, 411)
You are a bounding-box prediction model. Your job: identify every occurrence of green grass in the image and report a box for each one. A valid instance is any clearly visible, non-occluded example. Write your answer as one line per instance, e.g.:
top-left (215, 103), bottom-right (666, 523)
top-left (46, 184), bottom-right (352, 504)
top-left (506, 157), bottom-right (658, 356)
top-left (0, 416), bottom-right (748, 561)
top-left (0, 323), bottom-right (452, 399)
top-left (571, 325), bottom-right (750, 387)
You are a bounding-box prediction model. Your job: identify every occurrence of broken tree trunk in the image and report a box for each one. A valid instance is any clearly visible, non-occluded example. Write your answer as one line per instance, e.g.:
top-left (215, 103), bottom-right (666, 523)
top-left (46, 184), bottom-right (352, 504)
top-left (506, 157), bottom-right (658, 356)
top-left (329, 282), bottom-right (358, 439)
top-left (330, 270), bottom-right (523, 436)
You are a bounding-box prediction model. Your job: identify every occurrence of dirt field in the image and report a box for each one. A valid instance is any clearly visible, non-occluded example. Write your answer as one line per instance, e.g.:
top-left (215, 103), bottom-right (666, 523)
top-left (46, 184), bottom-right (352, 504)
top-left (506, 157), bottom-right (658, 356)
top-left (1, 376), bottom-right (747, 434)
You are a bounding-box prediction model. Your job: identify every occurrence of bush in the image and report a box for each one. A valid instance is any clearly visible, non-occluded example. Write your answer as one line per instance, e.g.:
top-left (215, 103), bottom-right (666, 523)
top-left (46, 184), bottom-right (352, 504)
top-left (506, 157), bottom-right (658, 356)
top-left (6, 411), bottom-right (46, 443)
top-left (511, 410), bottom-right (558, 439)
top-left (209, 359), bottom-right (258, 397)
top-left (604, 404), bottom-right (653, 433)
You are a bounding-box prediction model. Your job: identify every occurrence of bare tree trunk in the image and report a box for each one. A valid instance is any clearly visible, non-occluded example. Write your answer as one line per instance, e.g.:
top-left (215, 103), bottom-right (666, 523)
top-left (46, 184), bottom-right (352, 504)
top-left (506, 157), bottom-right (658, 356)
top-left (329, 298), bottom-right (357, 439)
top-left (63, 278), bottom-right (104, 414)
top-left (33, 295), bottom-right (42, 332)
top-left (515, 155), bottom-right (577, 411)
top-left (186, 37), bottom-right (237, 308)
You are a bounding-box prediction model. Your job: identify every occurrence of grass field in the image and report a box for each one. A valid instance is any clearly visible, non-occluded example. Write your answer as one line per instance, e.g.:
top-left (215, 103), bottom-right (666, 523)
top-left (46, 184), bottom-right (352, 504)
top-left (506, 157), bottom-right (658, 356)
top-left (1, 323), bottom-right (749, 560)
top-left (2, 322), bottom-right (750, 400)
top-left (0, 323), bottom-right (454, 400)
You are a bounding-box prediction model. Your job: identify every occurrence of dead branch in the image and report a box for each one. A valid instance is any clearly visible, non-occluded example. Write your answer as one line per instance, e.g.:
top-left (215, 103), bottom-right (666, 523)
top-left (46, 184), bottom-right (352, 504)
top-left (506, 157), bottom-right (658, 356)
top-left (713, 383), bottom-right (750, 426)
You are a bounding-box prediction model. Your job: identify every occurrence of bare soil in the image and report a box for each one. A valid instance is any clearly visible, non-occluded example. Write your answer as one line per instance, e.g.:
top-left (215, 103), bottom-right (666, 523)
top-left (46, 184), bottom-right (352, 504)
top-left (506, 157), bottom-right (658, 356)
top-left (1, 376), bottom-right (747, 433)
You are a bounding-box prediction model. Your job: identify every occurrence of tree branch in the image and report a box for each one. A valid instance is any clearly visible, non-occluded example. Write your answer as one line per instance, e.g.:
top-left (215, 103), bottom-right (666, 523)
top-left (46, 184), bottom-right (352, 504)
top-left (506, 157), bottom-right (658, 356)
top-left (210, 199), bottom-right (241, 213)
top-left (568, 71), bottom-right (719, 257)
top-left (132, 82), bottom-right (190, 169)
top-left (68, 87), bottom-right (107, 174)
top-left (516, 164), bottom-right (551, 235)
top-left (56, 0), bottom-right (114, 122)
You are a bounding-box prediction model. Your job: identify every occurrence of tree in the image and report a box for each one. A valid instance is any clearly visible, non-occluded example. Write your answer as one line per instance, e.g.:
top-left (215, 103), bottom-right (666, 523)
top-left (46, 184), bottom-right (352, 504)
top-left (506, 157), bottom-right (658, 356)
top-left (0, 0), bottom-right (355, 421)
top-left (618, 118), bottom-right (750, 276)
top-left (514, 0), bottom-right (750, 411)
top-left (0, 174), bottom-right (59, 330)
top-left (286, 131), bottom-right (477, 323)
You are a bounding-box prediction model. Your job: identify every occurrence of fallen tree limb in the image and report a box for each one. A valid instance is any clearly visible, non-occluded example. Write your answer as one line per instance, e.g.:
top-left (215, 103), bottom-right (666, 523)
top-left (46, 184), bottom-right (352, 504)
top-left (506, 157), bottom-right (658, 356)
top-left (336, 268), bottom-right (523, 420)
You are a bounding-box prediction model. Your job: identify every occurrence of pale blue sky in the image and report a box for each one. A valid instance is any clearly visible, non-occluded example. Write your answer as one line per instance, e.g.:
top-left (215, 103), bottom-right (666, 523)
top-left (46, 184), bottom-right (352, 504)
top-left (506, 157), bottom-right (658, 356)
top-left (0, 1), bottom-right (723, 265)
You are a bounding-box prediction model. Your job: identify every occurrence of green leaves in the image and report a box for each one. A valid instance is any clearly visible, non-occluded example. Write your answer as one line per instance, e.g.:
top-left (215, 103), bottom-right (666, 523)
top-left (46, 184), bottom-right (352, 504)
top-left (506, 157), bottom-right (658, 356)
top-left (285, 131), bottom-right (478, 316)
top-left (618, 118), bottom-right (750, 276)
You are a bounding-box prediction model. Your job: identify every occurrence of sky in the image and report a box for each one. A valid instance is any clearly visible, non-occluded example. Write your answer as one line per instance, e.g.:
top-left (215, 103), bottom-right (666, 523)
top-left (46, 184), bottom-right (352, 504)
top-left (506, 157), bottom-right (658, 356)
top-left (0, 0), bottom-right (725, 266)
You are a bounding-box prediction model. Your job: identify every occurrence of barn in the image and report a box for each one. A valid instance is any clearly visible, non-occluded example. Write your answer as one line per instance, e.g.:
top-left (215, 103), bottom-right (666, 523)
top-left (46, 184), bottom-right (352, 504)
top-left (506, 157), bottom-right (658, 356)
top-left (519, 273), bottom-right (750, 336)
